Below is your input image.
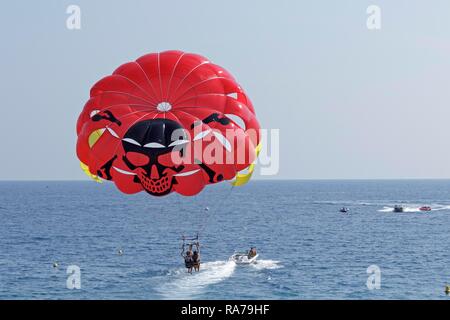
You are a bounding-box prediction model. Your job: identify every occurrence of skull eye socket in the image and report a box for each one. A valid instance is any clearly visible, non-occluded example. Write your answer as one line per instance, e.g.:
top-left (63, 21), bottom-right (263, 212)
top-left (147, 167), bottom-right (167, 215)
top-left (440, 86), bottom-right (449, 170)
top-left (158, 152), bottom-right (176, 167)
top-left (126, 152), bottom-right (150, 167)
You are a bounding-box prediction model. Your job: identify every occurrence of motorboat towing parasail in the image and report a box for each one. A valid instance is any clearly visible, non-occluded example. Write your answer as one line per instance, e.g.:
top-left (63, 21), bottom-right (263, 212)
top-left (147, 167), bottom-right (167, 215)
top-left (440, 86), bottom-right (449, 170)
top-left (230, 248), bottom-right (258, 265)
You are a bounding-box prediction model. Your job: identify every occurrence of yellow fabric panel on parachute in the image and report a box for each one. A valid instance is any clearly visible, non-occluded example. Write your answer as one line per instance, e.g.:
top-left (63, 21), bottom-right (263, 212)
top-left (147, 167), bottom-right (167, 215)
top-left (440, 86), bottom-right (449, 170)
top-left (88, 128), bottom-right (105, 148)
top-left (230, 143), bottom-right (262, 187)
top-left (80, 162), bottom-right (102, 183)
top-left (80, 129), bottom-right (105, 183)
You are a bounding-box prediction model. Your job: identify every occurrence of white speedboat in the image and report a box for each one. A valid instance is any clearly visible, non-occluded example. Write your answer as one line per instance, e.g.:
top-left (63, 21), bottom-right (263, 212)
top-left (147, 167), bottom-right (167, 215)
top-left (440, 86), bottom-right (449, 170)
top-left (229, 252), bottom-right (259, 265)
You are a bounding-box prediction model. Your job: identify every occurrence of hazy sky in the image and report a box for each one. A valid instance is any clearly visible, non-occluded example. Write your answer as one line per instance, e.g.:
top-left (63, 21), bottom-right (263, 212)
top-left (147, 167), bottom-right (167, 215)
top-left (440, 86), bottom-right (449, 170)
top-left (1, 0), bottom-right (450, 180)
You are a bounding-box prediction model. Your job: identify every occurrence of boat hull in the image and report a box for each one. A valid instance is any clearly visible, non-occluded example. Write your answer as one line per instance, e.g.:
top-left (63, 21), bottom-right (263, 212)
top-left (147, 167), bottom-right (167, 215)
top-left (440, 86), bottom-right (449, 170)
top-left (230, 253), bottom-right (259, 265)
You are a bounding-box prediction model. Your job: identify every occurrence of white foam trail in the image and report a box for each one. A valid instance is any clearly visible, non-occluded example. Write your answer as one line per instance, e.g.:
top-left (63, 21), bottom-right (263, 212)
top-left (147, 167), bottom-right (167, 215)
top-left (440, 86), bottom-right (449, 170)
top-left (158, 260), bottom-right (236, 299)
top-left (403, 207), bottom-right (421, 213)
top-left (378, 204), bottom-right (450, 213)
top-left (430, 205), bottom-right (450, 211)
top-left (379, 206), bottom-right (421, 212)
top-left (250, 259), bottom-right (282, 270)
top-left (378, 207), bottom-right (394, 212)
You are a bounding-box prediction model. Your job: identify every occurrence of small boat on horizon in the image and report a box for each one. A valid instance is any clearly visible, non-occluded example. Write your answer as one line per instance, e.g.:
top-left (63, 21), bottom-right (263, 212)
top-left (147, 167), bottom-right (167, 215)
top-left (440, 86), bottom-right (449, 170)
top-left (393, 205), bottom-right (404, 213)
top-left (419, 206), bottom-right (432, 212)
top-left (339, 207), bottom-right (349, 213)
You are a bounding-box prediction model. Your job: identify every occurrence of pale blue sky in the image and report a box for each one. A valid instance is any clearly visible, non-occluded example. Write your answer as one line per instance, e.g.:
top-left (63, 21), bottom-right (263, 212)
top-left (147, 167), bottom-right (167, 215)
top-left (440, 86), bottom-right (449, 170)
top-left (1, 0), bottom-right (450, 180)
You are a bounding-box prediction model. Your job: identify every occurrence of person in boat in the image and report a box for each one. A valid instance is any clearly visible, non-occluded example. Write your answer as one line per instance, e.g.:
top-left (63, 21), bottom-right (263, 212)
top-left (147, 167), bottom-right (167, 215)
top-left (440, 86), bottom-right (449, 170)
top-left (192, 249), bottom-right (201, 272)
top-left (248, 247), bottom-right (257, 259)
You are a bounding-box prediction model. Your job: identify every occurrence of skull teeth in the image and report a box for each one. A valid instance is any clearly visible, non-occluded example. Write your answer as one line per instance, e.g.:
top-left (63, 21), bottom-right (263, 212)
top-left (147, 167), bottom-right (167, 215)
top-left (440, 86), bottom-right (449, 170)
top-left (138, 172), bottom-right (172, 194)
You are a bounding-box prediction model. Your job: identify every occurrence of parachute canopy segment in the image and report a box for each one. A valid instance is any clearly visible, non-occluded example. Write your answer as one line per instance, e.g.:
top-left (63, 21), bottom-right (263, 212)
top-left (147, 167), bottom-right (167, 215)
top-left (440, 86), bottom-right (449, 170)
top-left (76, 50), bottom-right (261, 196)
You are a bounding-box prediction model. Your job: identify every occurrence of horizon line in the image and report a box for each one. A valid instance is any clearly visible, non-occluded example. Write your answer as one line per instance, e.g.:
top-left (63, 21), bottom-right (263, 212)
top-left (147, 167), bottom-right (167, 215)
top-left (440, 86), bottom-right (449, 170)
top-left (1, 178), bottom-right (450, 182)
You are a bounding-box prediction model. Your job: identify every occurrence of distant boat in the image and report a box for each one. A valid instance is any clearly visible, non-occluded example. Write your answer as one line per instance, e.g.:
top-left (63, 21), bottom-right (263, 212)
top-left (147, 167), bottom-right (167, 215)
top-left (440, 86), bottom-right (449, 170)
top-left (393, 205), bottom-right (404, 213)
top-left (419, 206), bottom-right (431, 212)
top-left (339, 207), bottom-right (349, 213)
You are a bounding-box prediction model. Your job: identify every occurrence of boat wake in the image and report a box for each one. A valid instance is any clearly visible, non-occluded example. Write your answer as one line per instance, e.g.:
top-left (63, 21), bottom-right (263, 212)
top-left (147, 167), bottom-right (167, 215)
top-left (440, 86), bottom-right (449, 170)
top-left (430, 205), bottom-right (450, 211)
top-left (156, 258), bottom-right (282, 299)
top-left (250, 259), bottom-right (282, 270)
top-left (378, 206), bottom-right (420, 212)
top-left (378, 205), bottom-right (450, 213)
top-left (157, 260), bottom-right (236, 299)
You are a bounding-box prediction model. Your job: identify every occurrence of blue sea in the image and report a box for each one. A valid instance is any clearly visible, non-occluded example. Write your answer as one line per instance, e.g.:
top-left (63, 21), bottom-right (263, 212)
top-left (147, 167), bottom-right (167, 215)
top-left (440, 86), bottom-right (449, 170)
top-left (0, 180), bottom-right (449, 300)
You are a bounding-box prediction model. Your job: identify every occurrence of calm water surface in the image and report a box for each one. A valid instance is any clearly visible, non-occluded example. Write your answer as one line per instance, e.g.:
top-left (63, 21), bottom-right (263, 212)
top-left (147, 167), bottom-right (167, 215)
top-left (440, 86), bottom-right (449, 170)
top-left (0, 180), bottom-right (449, 299)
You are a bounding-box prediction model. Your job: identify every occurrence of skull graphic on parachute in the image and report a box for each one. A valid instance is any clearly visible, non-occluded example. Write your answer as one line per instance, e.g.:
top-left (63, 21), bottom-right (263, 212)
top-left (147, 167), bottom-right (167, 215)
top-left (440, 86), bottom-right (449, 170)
top-left (76, 50), bottom-right (261, 196)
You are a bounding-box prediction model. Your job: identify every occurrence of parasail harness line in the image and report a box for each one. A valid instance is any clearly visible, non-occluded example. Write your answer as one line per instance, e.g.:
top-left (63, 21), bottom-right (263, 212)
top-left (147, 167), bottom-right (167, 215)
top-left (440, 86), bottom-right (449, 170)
top-left (181, 234), bottom-right (200, 273)
top-left (179, 142), bottom-right (261, 271)
top-left (194, 142), bottom-right (261, 236)
top-left (180, 234), bottom-right (200, 256)
top-left (197, 185), bottom-right (235, 236)
top-left (197, 142), bottom-right (262, 235)
top-left (179, 185), bottom-right (234, 273)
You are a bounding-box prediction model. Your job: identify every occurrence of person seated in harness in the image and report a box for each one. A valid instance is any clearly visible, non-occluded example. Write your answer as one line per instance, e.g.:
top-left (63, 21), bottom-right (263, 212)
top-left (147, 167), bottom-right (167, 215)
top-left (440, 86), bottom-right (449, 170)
top-left (192, 244), bottom-right (201, 272)
top-left (182, 244), bottom-right (194, 273)
top-left (181, 235), bottom-right (202, 273)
